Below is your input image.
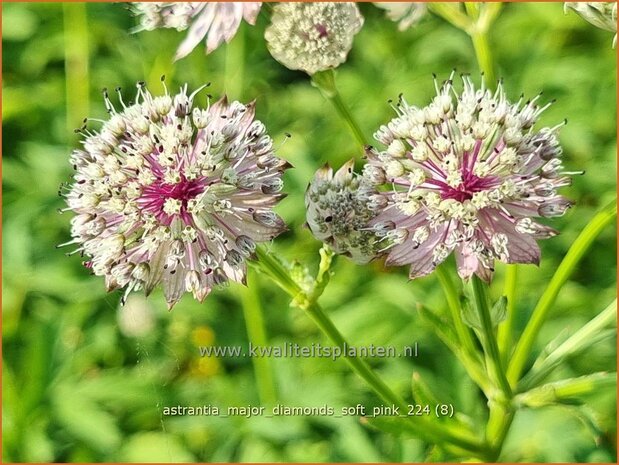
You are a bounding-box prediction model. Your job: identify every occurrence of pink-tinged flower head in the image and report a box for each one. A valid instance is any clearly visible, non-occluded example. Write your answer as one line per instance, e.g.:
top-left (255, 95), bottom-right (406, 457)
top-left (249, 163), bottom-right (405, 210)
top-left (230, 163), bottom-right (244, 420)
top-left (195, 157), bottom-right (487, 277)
top-left (64, 81), bottom-right (289, 308)
top-left (264, 2), bottom-right (364, 75)
top-left (374, 3), bottom-right (427, 31)
top-left (365, 75), bottom-right (574, 282)
top-left (565, 2), bottom-right (617, 47)
top-left (305, 159), bottom-right (384, 264)
top-left (133, 2), bottom-right (262, 60)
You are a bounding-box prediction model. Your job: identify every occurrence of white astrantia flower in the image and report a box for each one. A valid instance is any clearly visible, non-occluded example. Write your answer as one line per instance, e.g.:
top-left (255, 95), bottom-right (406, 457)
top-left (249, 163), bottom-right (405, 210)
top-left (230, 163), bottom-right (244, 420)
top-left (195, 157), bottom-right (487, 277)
top-left (565, 2), bottom-right (617, 46)
top-left (133, 2), bottom-right (262, 60)
top-left (305, 160), bottom-right (385, 264)
top-left (374, 3), bottom-right (427, 30)
top-left (365, 74), bottom-right (575, 282)
top-left (264, 2), bottom-right (364, 75)
top-left (62, 80), bottom-right (289, 308)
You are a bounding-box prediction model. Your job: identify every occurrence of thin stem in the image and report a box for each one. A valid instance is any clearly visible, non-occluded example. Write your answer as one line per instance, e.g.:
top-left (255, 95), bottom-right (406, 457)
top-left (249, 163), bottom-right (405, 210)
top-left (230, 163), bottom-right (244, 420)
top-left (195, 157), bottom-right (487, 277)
top-left (251, 247), bottom-right (485, 454)
top-left (252, 246), bottom-right (304, 300)
top-left (497, 265), bottom-right (518, 365)
top-left (311, 70), bottom-right (368, 147)
top-left (471, 276), bottom-right (512, 398)
top-left (436, 265), bottom-right (477, 356)
top-left (507, 199), bottom-right (617, 385)
top-left (305, 302), bottom-right (484, 453)
top-left (239, 270), bottom-right (277, 406)
top-left (305, 303), bottom-right (406, 410)
top-left (428, 3), bottom-right (472, 31)
top-left (329, 90), bottom-right (368, 147)
top-left (485, 404), bottom-right (514, 459)
top-left (63, 3), bottom-right (89, 134)
top-left (470, 31), bottom-right (495, 88)
top-left (519, 299), bottom-right (617, 391)
top-left (514, 372), bottom-right (617, 408)
top-left (471, 275), bottom-right (513, 460)
top-left (417, 304), bottom-right (490, 394)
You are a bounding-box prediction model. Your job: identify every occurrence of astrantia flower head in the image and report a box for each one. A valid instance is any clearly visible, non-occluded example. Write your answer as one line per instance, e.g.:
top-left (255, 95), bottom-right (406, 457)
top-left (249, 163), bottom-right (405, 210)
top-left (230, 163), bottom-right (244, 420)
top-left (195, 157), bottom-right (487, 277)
top-left (264, 2), bottom-right (364, 75)
top-left (374, 3), bottom-right (427, 30)
top-left (565, 2), bottom-right (617, 46)
top-left (365, 74), bottom-right (574, 282)
top-left (133, 2), bottom-right (262, 60)
top-left (305, 160), bottom-right (384, 264)
top-left (63, 81), bottom-right (289, 308)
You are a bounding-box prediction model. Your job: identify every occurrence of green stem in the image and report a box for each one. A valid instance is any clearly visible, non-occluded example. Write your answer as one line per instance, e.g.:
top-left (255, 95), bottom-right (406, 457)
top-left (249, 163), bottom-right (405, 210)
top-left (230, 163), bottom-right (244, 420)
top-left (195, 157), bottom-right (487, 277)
top-left (311, 70), bottom-right (368, 147)
top-left (471, 275), bottom-right (513, 459)
top-left (519, 299), bottom-right (617, 391)
top-left (251, 247), bottom-right (484, 454)
top-left (305, 302), bottom-right (484, 453)
top-left (417, 304), bottom-right (490, 394)
top-left (305, 302), bottom-right (406, 410)
top-left (428, 3), bottom-right (472, 31)
top-left (471, 275), bottom-right (512, 398)
top-left (239, 270), bottom-right (277, 406)
top-left (485, 404), bottom-right (514, 459)
top-left (514, 372), bottom-right (617, 408)
top-left (497, 265), bottom-right (518, 365)
top-left (252, 246), bottom-right (304, 300)
top-left (507, 199), bottom-right (617, 386)
top-left (63, 3), bottom-right (89, 134)
top-left (470, 31), bottom-right (495, 88)
top-left (436, 265), bottom-right (477, 356)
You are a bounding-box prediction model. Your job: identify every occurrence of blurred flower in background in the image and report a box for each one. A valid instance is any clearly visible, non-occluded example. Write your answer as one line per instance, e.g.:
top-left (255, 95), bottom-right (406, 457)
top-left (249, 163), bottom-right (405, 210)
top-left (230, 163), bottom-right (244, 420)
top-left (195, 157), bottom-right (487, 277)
top-left (133, 2), bottom-right (262, 59)
top-left (64, 83), bottom-right (289, 308)
top-left (265, 2), bottom-right (364, 75)
top-left (364, 75), bottom-right (573, 281)
top-left (117, 294), bottom-right (156, 338)
top-left (565, 2), bottom-right (617, 46)
top-left (374, 2), bottom-right (427, 31)
top-left (305, 159), bottom-right (384, 264)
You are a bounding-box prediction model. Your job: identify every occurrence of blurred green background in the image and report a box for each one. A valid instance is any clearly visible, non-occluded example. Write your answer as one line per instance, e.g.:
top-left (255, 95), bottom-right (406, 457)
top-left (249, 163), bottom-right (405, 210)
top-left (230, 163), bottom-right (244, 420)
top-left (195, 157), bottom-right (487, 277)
top-left (2, 2), bottom-right (617, 462)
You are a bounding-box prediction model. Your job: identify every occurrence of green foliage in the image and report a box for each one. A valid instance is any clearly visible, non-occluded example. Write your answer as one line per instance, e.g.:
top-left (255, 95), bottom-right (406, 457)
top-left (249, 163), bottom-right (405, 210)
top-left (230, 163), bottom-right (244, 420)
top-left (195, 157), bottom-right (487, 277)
top-left (2, 2), bottom-right (616, 462)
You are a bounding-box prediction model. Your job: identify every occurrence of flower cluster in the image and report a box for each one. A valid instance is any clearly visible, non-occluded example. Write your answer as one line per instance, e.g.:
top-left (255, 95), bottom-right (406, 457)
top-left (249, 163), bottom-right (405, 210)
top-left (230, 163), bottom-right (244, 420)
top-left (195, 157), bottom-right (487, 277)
top-left (133, 2), bottom-right (262, 59)
top-left (305, 160), bottom-right (383, 264)
top-left (360, 75), bottom-right (573, 281)
top-left (374, 3), bottom-right (427, 31)
top-left (64, 82), bottom-right (288, 307)
top-left (565, 2), bottom-right (617, 46)
top-left (264, 2), bottom-right (364, 75)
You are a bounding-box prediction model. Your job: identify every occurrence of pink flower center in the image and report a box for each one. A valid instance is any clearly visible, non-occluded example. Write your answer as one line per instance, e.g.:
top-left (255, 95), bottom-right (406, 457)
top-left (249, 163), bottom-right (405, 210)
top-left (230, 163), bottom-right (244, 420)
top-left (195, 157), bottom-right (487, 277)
top-left (138, 175), bottom-right (206, 225)
top-left (440, 173), bottom-right (495, 203)
top-left (314, 23), bottom-right (329, 38)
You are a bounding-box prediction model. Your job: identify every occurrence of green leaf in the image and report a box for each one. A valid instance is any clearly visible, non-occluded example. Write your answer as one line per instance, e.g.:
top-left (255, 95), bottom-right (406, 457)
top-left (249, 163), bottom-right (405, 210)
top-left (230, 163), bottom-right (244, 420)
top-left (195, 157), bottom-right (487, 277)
top-left (22, 419), bottom-right (55, 462)
top-left (491, 296), bottom-right (508, 326)
top-left (51, 384), bottom-right (121, 453)
top-left (118, 432), bottom-right (195, 462)
top-left (461, 298), bottom-right (481, 330)
top-left (515, 372), bottom-right (617, 408)
top-left (462, 296), bottom-right (507, 330)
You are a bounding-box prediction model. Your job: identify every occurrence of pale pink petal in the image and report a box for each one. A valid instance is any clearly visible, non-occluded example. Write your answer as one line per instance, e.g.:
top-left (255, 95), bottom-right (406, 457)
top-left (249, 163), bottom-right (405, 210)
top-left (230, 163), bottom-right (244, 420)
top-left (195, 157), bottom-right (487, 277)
top-left (175, 5), bottom-right (216, 60)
